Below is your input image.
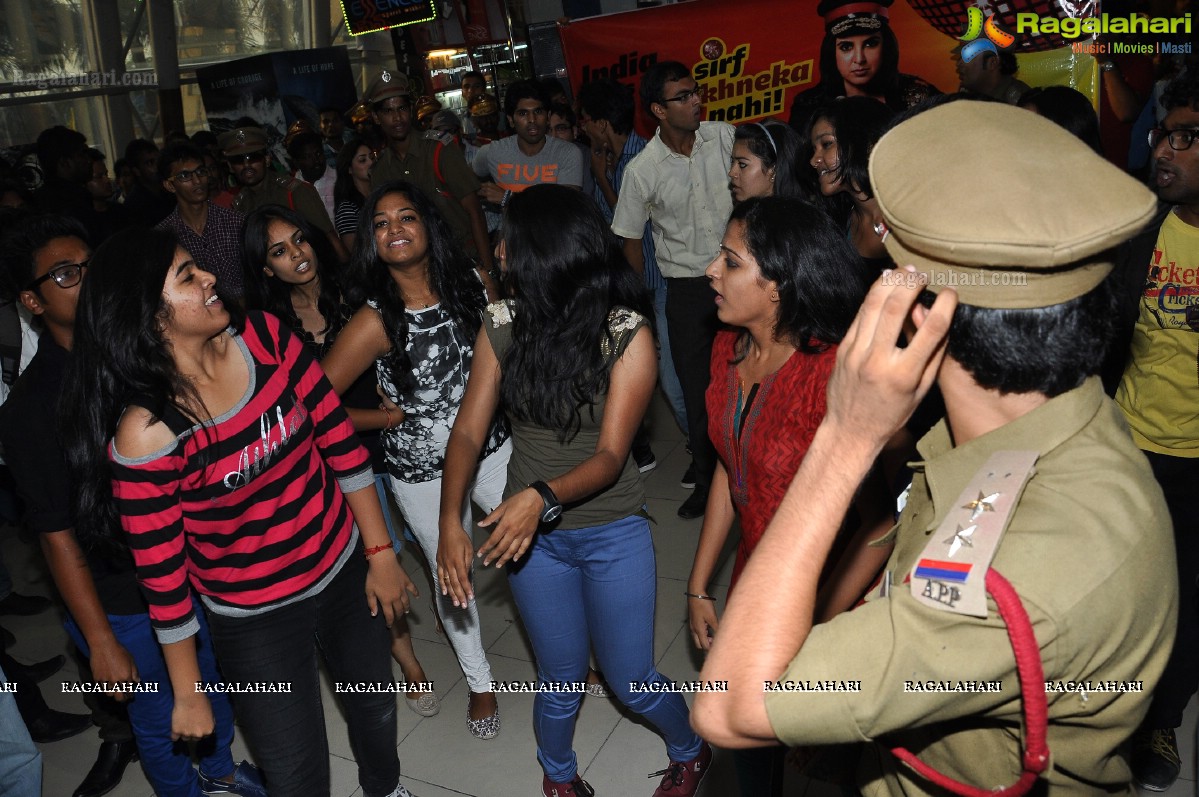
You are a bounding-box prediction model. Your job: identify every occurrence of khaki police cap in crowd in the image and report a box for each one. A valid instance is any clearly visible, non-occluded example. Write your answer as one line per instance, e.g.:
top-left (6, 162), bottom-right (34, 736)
top-left (219, 126), bottom-right (268, 157)
top-left (469, 94), bottom-right (499, 117)
top-left (364, 68), bottom-right (412, 106)
top-left (868, 100), bottom-right (1158, 309)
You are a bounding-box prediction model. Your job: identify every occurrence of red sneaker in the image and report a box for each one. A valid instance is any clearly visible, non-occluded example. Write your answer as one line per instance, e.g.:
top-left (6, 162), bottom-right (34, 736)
top-left (543, 774), bottom-right (595, 797)
top-left (650, 742), bottom-right (712, 796)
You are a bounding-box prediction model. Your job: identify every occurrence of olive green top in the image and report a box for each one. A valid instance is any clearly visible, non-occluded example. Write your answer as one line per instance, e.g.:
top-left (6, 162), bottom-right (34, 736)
top-left (232, 173), bottom-right (334, 235)
top-left (765, 377), bottom-right (1176, 794)
top-left (484, 302), bottom-right (648, 531)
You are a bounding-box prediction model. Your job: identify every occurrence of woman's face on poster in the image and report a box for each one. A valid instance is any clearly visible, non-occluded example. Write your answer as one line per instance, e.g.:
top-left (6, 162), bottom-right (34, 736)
top-left (834, 34), bottom-right (883, 89)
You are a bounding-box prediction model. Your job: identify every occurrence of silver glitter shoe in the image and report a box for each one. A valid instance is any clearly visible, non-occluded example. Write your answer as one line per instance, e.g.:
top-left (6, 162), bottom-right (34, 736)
top-left (466, 704), bottom-right (500, 740)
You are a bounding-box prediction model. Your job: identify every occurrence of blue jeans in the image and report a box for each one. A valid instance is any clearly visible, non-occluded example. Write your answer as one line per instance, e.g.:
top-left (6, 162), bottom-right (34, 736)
top-left (66, 599), bottom-right (235, 797)
top-left (653, 282), bottom-right (688, 434)
top-left (0, 664), bottom-right (41, 797)
top-left (204, 550), bottom-right (400, 797)
top-left (507, 514), bottom-right (702, 783)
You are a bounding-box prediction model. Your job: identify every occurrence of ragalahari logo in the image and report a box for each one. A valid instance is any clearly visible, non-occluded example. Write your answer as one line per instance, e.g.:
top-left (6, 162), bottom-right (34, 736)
top-left (959, 5), bottom-right (1017, 62)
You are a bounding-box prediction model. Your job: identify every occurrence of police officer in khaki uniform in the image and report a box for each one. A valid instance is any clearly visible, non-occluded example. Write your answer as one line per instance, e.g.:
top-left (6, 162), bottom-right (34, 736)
top-left (217, 126), bottom-right (348, 263)
top-left (692, 102), bottom-right (1177, 794)
top-left (365, 69), bottom-right (494, 277)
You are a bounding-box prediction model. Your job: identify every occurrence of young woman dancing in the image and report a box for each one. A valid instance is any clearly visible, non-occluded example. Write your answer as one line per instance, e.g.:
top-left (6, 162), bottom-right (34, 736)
top-left (439, 184), bottom-right (709, 797)
top-left (241, 204), bottom-right (438, 717)
top-left (322, 181), bottom-right (507, 739)
top-left (63, 227), bottom-right (419, 797)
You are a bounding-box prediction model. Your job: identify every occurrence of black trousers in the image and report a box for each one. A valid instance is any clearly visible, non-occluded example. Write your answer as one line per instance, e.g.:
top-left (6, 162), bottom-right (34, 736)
top-left (665, 277), bottom-right (720, 493)
top-left (1143, 451), bottom-right (1199, 730)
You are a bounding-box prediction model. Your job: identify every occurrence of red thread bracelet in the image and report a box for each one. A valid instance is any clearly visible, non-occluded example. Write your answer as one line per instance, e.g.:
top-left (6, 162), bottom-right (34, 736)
top-left (364, 544), bottom-right (392, 559)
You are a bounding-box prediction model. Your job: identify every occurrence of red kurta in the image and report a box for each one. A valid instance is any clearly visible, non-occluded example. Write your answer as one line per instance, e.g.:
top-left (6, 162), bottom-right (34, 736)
top-left (705, 329), bottom-right (837, 588)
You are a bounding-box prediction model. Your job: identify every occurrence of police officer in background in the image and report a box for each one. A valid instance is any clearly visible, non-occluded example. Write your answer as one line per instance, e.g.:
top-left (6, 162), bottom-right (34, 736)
top-left (693, 101), bottom-right (1176, 794)
top-left (217, 126), bottom-right (348, 263)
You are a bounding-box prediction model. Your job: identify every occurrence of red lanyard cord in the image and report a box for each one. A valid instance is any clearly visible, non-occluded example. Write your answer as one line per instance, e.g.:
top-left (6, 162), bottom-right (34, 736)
top-left (891, 568), bottom-right (1051, 796)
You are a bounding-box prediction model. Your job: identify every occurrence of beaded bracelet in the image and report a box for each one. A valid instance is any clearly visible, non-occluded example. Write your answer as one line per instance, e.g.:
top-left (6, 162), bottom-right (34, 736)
top-left (684, 591), bottom-right (716, 601)
top-left (364, 544), bottom-right (392, 559)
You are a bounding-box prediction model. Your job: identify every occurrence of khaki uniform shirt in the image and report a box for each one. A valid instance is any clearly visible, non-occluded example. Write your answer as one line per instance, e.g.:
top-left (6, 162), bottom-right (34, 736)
top-left (611, 121), bottom-right (734, 279)
top-left (765, 378), bottom-right (1175, 794)
top-left (231, 174), bottom-right (334, 235)
top-left (371, 135), bottom-right (481, 255)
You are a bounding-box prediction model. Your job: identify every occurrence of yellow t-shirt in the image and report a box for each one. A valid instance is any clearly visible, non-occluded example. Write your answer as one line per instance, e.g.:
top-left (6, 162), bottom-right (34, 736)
top-left (1116, 211), bottom-right (1199, 456)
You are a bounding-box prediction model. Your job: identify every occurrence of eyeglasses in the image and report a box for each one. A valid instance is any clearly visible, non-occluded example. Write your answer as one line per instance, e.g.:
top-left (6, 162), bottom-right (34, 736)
top-left (660, 88), bottom-right (701, 105)
top-left (172, 166), bottom-right (211, 183)
top-left (26, 260), bottom-right (88, 291)
top-left (226, 152), bottom-right (266, 166)
top-left (550, 124), bottom-right (572, 134)
top-left (1149, 128), bottom-right (1199, 151)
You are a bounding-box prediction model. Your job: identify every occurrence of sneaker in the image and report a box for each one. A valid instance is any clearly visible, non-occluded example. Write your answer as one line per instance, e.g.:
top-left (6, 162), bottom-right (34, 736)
top-left (679, 462), bottom-right (697, 490)
top-left (199, 761), bottom-right (267, 797)
top-left (1132, 727), bottom-right (1181, 791)
top-left (635, 450), bottom-right (658, 474)
top-left (543, 774), bottom-right (595, 797)
top-left (678, 488), bottom-right (707, 520)
top-left (650, 742), bottom-right (712, 796)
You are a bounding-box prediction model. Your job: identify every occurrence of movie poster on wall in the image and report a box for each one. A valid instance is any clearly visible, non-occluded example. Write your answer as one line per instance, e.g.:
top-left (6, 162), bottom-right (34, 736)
top-left (197, 47), bottom-right (357, 161)
top-left (560, 0), bottom-right (1090, 137)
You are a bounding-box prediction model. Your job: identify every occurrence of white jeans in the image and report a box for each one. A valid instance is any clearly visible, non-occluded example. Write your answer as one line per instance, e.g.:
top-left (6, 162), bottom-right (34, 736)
top-left (389, 439), bottom-right (511, 693)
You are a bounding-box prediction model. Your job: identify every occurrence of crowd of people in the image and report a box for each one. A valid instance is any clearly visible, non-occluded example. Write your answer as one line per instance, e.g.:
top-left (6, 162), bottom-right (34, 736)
top-left (0, 0), bottom-right (1197, 794)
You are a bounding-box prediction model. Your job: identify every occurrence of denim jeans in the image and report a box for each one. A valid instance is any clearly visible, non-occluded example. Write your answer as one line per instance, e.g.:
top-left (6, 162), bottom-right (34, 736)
top-left (652, 282), bottom-right (687, 433)
top-left (506, 514), bottom-right (702, 783)
top-left (0, 664), bottom-right (40, 797)
top-left (66, 599), bottom-right (235, 797)
top-left (204, 550), bottom-right (400, 797)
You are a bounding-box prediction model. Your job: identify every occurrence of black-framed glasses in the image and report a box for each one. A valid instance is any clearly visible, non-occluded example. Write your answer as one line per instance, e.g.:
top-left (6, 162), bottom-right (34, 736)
top-left (26, 261), bottom-right (88, 291)
top-left (226, 152), bottom-right (266, 166)
top-left (172, 166), bottom-right (211, 183)
top-left (550, 123), bottom-right (572, 134)
top-left (660, 87), bottom-right (701, 104)
top-left (1149, 128), bottom-right (1199, 151)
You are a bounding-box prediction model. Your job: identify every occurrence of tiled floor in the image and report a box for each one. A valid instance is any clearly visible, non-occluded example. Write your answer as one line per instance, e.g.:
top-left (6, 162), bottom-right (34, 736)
top-left (1, 394), bottom-right (1193, 796)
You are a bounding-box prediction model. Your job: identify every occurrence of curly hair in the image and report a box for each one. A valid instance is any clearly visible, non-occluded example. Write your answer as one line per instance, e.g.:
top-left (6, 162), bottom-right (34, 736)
top-left (346, 181), bottom-right (486, 395)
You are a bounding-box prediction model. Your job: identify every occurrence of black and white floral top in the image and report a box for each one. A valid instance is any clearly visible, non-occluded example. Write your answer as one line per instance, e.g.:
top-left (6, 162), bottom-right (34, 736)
top-left (370, 299), bottom-right (507, 483)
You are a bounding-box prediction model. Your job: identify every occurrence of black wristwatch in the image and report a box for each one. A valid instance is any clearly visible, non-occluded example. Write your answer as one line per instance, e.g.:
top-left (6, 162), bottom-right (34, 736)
top-left (529, 481), bottom-right (563, 524)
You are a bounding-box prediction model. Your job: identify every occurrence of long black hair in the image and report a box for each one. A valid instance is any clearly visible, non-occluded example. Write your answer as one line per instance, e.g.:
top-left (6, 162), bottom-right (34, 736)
top-left (346, 181), bottom-right (486, 394)
top-left (499, 184), bottom-right (651, 442)
top-left (728, 197), bottom-right (868, 357)
top-left (61, 227), bottom-right (245, 554)
top-left (241, 204), bottom-right (344, 335)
